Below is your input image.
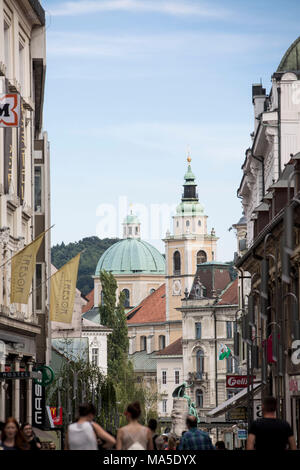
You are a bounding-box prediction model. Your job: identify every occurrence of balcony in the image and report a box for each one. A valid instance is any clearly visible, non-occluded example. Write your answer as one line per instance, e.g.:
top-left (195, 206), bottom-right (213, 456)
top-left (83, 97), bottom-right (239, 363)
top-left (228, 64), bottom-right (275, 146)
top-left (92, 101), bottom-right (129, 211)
top-left (188, 371), bottom-right (208, 382)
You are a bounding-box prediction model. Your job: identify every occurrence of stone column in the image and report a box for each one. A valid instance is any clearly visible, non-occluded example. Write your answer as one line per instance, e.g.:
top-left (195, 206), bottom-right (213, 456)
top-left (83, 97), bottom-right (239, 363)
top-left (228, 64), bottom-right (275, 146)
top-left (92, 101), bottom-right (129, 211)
top-left (26, 361), bottom-right (34, 424)
top-left (12, 355), bottom-right (22, 422)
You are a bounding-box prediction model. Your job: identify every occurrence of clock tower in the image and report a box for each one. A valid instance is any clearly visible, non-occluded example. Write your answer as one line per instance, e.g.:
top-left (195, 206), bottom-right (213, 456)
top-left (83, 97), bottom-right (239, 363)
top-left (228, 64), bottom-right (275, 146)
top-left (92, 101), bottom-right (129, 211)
top-left (164, 155), bottom-right (218, 322)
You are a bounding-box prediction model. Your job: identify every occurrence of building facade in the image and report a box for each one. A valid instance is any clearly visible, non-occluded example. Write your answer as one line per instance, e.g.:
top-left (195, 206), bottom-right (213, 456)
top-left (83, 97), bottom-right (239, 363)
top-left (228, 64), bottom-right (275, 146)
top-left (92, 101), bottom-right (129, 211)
top-left (0, 0), bottom-right (49, 424)
top-left (235, 36), bottom-right (300, 446)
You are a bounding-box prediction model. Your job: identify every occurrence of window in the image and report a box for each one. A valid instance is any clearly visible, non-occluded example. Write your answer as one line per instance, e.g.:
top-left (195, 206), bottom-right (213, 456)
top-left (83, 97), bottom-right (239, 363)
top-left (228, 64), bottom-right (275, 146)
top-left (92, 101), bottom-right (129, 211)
top-left (197, 250), bottom-right (207, 265)
top-left (162, 371), bottom-right (167, 385)
top-left (173, 251), bottom-right (181, 275)
top-left (186, 220), bottom-right (190, 227)
top-left (227, 390), bottom-right (236, 400)
top-left (175, 370), bottom-right (180, 384)
top-left (196, 349), bottom-right (204, 379)
top-left (195, 322), bottom-right (202, 339)
top-left (212, 251), bottom-right (215, 260)
top-left (135, 226), bottom-right (138, 234)
top-left (162, 400), bottom-right (167, 413)
top-left (4, 20), bottom-right (11, 77)
top-left (140, 336), bottom-right (146, 351)
top-left (198, 220), bottom-right (201, 227)
top-left (34, 166), bottom-right (42, 212)
top-left (92, 348), bottom-right (99, 366)
top-left (150, 288), bottom-right (155, 294)
top-left (226, 321), bottom-right (232, 339)
top-left (122, 289), bottom-right (130, 308)
top-left (19, 40), bottom-right (25, 95)
top-left (100, 290), bottom-right (104, 306)
top-left (226, 356), bottom-right (233, 373)
top-left (35, 263), bottom-right (42, 310)
top-left (176, 221), bottom-right (179, 227)
top-left (196, 389), bottom-right (203, 408)
top-left (159, 335), bottom-right (166, 350)
top-left (128, 227), bottom-right (132, 235)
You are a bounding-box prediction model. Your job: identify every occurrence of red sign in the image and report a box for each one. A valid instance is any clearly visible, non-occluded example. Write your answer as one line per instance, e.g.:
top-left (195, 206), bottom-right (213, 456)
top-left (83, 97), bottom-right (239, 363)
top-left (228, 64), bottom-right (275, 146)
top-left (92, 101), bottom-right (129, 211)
top-left (0, 93), bottom-right (20, 127)
top-left (226, 375), bottom-right (256, 389)
top-left (48, 406), bottom-right (63, 426)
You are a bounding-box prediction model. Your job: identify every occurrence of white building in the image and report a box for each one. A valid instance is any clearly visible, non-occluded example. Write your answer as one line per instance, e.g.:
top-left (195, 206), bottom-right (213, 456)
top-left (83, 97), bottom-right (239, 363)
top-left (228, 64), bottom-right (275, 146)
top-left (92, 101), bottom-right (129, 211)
top-left (0, 0), bottom-right (50, 424)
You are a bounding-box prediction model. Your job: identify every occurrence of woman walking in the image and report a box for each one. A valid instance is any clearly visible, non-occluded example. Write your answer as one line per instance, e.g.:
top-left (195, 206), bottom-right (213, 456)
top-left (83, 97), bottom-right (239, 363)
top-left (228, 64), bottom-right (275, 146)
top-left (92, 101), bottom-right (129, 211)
top-left (0, 418), bottom-right (29, 450)
top-left (116, 402), bottom-right (153, 450)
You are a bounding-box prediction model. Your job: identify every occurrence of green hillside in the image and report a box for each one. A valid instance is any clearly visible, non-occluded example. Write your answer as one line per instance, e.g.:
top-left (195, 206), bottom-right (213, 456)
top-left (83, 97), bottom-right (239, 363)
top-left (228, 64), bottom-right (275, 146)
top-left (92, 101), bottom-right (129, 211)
top-left (51, 236), bottom-right (119, 295)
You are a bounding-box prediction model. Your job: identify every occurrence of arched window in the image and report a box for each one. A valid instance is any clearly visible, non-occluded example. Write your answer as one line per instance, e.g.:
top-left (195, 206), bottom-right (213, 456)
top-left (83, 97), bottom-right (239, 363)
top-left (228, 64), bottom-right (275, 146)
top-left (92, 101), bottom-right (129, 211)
top-left (122, 289), bottom-right (130, 308)
top-left (159, 335), bottom-right (166, 350)
top-left (173, 251), bottom-right (181, 275)
top-left (197, 250), bottom-right (207, 265)
top-left (140, 336), bottom-right (146, 351)
top-left (198, 220), bottom-right (201, 227)
top-left (196, 349), bottom-right (204, 379)
top-left (196, 389), bottom-right (203, 408)
top-left (186, 220), bottom-right (190, 227)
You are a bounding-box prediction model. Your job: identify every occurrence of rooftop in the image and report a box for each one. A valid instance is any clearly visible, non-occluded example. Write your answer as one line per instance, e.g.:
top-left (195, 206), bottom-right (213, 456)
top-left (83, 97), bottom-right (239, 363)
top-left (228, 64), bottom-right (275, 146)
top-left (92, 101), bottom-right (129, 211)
top-left (127, 284), bottom-right (166, 324)
top-left (156, 337), bottom-right (183, 356)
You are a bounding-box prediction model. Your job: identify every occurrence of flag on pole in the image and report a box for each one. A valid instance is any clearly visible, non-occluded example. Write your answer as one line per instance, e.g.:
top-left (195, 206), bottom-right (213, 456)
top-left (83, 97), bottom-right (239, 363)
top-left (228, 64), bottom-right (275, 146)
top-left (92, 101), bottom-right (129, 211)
top-left (218, 343), bottom-right (231, 360)
top-left (50, 253), bottom-right (80, 323)
top-left (10, 233), bottom-right (45, 304)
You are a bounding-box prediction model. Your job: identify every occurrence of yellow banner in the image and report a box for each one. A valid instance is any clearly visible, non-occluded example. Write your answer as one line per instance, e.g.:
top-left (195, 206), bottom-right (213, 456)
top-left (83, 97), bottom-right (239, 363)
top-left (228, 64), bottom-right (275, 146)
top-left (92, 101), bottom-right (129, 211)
top-left (50, 253), bottom-right (80, 323)
top-left (10, 233), bottom-right (44, 304)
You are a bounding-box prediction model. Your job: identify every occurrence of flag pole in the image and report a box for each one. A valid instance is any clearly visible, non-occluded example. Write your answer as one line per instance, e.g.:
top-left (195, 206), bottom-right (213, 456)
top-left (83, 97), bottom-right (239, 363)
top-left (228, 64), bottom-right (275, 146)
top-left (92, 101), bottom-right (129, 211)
top-left (0, 224), bottom-right (55, 271)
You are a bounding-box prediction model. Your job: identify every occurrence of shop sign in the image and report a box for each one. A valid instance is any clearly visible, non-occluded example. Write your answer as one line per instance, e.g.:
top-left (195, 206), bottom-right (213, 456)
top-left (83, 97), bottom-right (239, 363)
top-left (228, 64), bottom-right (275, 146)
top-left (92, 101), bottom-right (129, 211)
top-left (226, 375), bottom-right (256, 388)
top-left (289, 377), bottom-right (300, 393)
top-left (32, 381), bottom-right (46, 428)
top-left (237, 429), bottom-right (247, 440)
top-left (0, 371), bottom-right (41, 379)
top-left (46, 406), bottom-right (63, 427)
top-left (0, 93), bottom-right (20, 127)
top-left (227, 406), bottom-right (247, 421)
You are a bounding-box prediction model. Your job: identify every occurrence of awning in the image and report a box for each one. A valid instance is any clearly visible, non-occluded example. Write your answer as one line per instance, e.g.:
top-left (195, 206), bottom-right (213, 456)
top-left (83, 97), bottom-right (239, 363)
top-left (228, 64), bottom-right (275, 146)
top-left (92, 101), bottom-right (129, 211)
top-left (207, 383), bottom-right (262, 418)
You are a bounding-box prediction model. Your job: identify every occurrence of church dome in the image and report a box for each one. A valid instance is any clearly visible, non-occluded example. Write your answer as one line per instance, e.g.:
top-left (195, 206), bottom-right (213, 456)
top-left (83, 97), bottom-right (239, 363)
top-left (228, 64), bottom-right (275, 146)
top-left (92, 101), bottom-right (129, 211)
top-left (176, 201), bottom-right (204, 216)
top-left (277, 36), bottom-right (300, 72)
top-left (95, 238), bottom-right (166, 276)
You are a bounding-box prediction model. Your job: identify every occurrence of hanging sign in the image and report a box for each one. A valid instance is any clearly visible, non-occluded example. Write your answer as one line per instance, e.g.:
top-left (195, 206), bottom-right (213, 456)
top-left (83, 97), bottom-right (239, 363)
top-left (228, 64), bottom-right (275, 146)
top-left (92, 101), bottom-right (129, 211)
top-left (47, 406), bottom-right (63, 427)
top-left (0, 93), bottom-right (20, 127)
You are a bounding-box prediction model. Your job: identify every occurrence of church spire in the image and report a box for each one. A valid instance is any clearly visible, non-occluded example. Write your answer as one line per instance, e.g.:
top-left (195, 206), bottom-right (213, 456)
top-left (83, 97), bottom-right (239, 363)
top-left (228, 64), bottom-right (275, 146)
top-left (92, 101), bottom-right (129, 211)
top-left (182, 153), bottom-right (198, 202)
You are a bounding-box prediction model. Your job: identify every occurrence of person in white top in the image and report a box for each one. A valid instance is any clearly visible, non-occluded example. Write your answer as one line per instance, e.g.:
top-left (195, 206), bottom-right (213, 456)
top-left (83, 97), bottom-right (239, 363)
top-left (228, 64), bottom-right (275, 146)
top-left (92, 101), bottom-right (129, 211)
top-left (65, 403), bottom-right (116, 450)
top-left (116, 401), bottom-right (153, 450)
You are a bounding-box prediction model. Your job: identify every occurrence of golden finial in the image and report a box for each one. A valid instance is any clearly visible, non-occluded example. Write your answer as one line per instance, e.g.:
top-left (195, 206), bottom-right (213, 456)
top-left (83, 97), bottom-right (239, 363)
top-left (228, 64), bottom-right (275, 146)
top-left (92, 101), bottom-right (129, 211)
top-left (187, 145), bottom-right (191, 163)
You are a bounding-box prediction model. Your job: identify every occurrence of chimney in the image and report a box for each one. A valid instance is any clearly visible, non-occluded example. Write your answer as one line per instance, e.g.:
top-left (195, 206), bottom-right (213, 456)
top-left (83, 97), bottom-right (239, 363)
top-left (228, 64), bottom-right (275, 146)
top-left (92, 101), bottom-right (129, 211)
top-left (252, 83), bottom-right (266, 132)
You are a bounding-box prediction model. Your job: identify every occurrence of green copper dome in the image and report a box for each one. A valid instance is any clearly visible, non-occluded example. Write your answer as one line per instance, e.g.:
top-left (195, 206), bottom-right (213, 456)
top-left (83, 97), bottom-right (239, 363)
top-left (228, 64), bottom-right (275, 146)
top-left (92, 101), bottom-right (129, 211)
top-left (277, 36), bottom-right (300, 72)
top-left (123, 214), bottom-right (140, 224)
top-left (176, 201), bottom-right (204, 215)
top-left (95, 238), bottom-right (166, 276)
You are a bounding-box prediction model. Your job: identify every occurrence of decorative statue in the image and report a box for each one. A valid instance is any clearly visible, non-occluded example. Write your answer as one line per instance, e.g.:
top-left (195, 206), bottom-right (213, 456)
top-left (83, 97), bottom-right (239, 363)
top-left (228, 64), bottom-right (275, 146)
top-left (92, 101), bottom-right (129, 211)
top-left (172, 382), bottom-right (200, 424)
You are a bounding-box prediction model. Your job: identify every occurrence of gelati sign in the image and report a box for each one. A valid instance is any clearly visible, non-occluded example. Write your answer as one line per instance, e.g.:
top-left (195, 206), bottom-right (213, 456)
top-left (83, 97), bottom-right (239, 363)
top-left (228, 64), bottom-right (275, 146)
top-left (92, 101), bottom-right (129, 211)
top-left (226, 375), bottom-right (256, 389)
top-left (0, 93), bottom-right (20, 127)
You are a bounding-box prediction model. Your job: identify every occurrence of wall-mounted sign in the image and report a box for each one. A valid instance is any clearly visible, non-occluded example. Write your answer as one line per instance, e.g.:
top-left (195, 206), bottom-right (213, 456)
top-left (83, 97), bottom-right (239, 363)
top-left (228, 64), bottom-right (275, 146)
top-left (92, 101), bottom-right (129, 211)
top-left (237, 429), bottom-right (248, 440)
top-left (47, 406), bottom-right (63, 427)
top-left (32, 381), bottom-right (46, 428)
top-left (228, 406), bottom-right (247, 421)
top-left (0, 93), bottom-right (20, 127)
top-left (226, 375), bottom-right (256, 388)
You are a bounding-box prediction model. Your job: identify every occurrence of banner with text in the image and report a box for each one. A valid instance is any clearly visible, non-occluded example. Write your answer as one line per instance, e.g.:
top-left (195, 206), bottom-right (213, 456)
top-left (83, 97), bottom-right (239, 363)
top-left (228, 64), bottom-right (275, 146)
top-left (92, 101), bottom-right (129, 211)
top-left (50, 253), bottom-right (80, 323)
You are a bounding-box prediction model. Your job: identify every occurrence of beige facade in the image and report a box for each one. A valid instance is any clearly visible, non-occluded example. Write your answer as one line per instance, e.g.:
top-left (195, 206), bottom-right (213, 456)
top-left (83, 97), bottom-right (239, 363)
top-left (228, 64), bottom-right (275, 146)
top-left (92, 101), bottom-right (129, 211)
top-left (0, 0), bottom-right (49, 424)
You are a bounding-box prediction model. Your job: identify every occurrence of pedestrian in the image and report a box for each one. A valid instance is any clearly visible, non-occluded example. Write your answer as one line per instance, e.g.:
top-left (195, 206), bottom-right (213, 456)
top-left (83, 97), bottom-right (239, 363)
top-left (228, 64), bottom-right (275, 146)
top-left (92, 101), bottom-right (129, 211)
top-left (65, 403), bottom-right (116, 450)
top-left (21, 423), bottom-right (41, 450)
top-left (116, 401), bottom-right (153, 450)
top-left (178, 415), bottom-right (215, 450)
top-left (147, 418), bottom-right (159, 450)
top-left (215, 440), bottom-right (226, 450)
top-left (246, 396), bottom-right (296, 450)
top-left (155, 435), bottom-right (165, 450)
top-left (162, 434), bottom-right (168, 449)
top-left (166, 435), bottom-right (176, 450)
top-left (0, 417), bottom-right (29, 450)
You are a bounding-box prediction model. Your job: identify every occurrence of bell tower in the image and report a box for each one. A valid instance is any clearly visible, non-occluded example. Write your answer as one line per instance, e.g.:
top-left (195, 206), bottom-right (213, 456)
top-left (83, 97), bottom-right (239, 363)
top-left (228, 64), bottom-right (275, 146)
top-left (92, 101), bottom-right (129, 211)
top-left (164, 154), bottom-right (218, 322)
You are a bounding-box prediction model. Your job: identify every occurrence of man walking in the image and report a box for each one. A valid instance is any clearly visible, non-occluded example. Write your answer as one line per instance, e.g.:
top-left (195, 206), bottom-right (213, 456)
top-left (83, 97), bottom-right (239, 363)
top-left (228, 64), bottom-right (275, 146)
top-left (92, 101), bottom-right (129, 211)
top-left (246, 396), bottom-right (296, 450)
top-left (178, 415), bottom-right (215, 450)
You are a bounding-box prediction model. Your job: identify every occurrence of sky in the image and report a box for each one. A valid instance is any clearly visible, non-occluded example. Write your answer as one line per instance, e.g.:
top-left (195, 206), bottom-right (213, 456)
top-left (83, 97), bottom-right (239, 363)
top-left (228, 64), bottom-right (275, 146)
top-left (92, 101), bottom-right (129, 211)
top-left (42, 0), bottom-right (300, 260)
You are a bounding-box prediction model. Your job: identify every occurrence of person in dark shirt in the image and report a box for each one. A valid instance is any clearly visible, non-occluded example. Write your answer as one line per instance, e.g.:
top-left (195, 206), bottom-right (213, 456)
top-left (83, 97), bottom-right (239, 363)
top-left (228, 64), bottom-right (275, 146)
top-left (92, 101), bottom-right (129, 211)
top-left (147, 419), bottom-right (158, 450)
top-left (247, 396), bottom-right (296, 450)
top-left (21, 423), bottom-right (41, 450)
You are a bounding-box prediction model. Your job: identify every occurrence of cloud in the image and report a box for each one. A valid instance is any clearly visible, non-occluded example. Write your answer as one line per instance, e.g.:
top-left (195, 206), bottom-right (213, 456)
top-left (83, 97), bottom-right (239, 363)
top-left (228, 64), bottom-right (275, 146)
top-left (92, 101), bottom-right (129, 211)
top-left (49, 0), bottom-right (231, 18)
top-left (47, 30), bottom-right (282, 59)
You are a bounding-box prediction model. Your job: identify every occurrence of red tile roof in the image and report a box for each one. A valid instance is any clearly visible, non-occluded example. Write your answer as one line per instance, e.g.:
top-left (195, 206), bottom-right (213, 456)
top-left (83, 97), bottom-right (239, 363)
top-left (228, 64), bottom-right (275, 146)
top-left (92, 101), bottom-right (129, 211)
top-left (218, 279), bottom-right (238, 305)
top-left (156, 337), bottom-right (182, 356)
top-left (82, 288), bottom-right (94, 313)
top-left (127, 284), bottom-right (166, 324)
